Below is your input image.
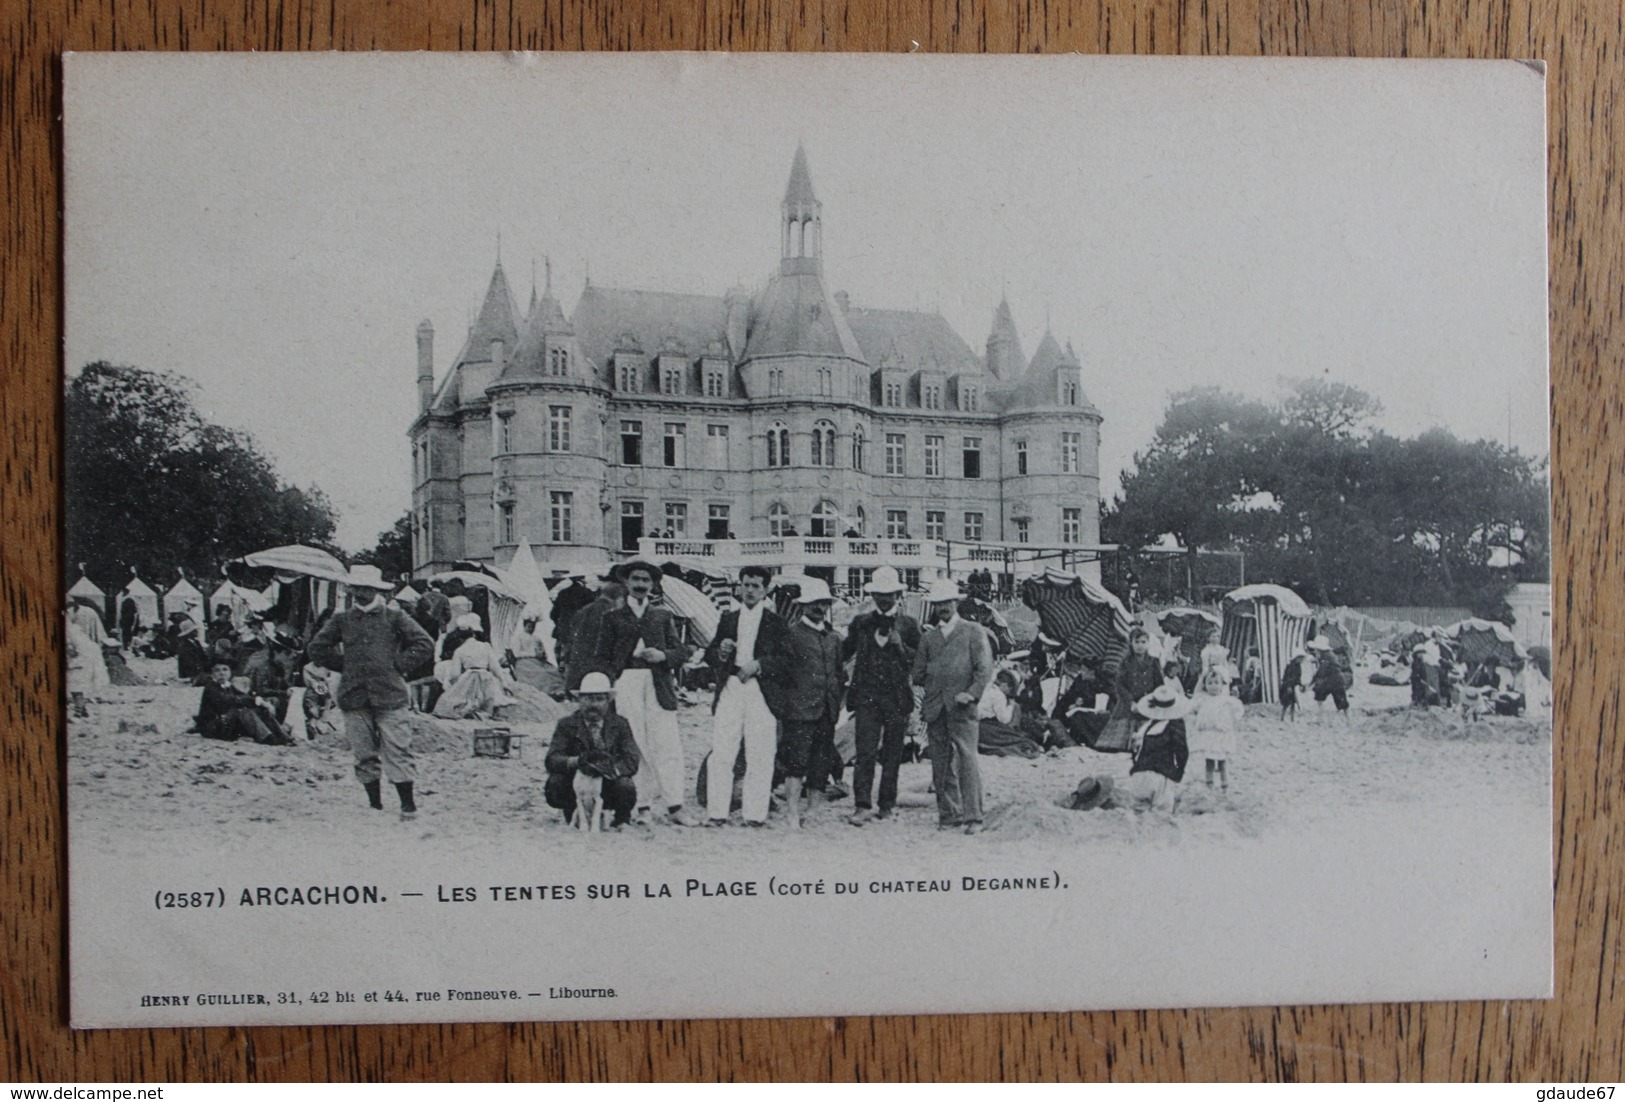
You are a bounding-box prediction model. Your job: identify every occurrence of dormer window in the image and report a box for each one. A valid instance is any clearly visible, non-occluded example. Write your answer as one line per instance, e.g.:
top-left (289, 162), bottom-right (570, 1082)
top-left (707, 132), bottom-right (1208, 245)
top-left (883, 381), bottom-right (903, 408)
top-left (548, 347), bottom-right (570, 376)
top-left (960, 384), bottom-right (979, 411)
top-left (923, 382), bottom-right (942, 409)
top-left (704, 366), bottom-right (727, 397)
top-left (660, 360), bottom-right (685, 395)
top-left (617, 355), bottom-right (642, 393)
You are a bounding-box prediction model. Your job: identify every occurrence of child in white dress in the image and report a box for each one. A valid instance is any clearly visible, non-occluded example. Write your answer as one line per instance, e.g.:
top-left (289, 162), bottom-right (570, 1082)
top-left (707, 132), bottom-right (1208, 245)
top-left (1187, 666), bottom-right (1244, 791)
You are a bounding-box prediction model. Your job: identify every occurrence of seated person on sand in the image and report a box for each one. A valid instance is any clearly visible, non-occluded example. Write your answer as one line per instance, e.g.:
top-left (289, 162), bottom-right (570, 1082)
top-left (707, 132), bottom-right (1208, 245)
top-left (976, 668), bottom-right (1044, 758)
top-left (238, 625), bottom-right (300, 723)
top-left (433, 624), bottom-right (514, 720)
top-left (1045, 650), bottom-right (1111, 749)
top-left (1067, 682), bottom-right (1192, 814)
top-left (195, 660), bottom-right (291, 744)
top-left (544, 672), bottom-right (639, 829)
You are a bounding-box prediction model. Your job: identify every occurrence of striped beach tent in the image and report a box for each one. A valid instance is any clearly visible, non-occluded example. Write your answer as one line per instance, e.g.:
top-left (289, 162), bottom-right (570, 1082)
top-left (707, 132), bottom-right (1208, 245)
top-left (1219, 584), bottom-right (1315, 705)
top-left (655, 571), bottom-right (721, 648)
top-left (1154, 607), bottom-right (1222, 663)
top-left (1443, 618), bottom-right (1526, 676)
top-left (1018, 569), bottom-right (1134, 675)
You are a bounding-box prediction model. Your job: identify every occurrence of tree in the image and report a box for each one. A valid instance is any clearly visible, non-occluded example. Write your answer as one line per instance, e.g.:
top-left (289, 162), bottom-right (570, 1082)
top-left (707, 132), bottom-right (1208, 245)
top-left (65, 362), bottom-right (339, 591)
top-left (352, 511), bottom-right (413, 581)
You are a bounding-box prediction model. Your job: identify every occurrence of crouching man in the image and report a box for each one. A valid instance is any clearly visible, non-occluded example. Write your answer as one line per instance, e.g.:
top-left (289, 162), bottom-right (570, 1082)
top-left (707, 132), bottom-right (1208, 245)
top-left (544, 672), bottom-right (639, 829)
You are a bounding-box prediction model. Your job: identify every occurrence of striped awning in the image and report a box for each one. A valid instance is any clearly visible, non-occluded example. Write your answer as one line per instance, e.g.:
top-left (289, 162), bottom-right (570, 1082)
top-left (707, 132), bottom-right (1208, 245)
top-left (1020, 570), bottom-right (1134, 674)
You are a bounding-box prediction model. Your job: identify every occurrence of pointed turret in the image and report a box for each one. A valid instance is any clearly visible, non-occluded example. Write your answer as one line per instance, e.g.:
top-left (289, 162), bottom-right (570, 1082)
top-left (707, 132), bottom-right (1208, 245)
top-left (471, 261), bottom-right (520, 364)
top-left (780, 144), bottom-right (823, 275)
top-left (501, 258), bottom-right (577, 381)
top-left (986, 295), bottom-right (1025, 380)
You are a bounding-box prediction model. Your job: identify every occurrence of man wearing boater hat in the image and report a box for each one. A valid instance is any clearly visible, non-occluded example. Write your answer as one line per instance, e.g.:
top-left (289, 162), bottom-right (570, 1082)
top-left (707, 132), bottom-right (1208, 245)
top-left (308, 564), bottom-right (436, 820)
top-left (911, 577), bottom-right (994, 833)
top-left (840, 566), bottom-right (922, 825)
top-left (761, 577), bottom-right (847, 829)
top-left (593, 560), bottom-right (692, 825)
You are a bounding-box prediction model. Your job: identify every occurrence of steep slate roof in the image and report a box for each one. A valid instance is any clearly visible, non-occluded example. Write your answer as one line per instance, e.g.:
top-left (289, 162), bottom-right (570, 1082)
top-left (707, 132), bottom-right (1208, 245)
top-left (501, 289), bottom-right (573, 381)
top-left (986, 296), bottom-right (1025, 379)
top-left (1007, 329), bottom-right (1095, 409)
top-left (742, 272), bottom-right (866, 362)
top-left (571, 285), bottom-right (731, 380)
top-left (843, 306), bottom-right (981, 375)
top-left (429, 263), bottom-right (521, 411)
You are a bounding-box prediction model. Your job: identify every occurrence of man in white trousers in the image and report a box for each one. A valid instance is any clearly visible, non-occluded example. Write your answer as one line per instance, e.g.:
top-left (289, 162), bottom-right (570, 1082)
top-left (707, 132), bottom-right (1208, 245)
top-left (701, 564), bottom-right (789, 827)
top-left (593, 560), bottom-right (693, 826)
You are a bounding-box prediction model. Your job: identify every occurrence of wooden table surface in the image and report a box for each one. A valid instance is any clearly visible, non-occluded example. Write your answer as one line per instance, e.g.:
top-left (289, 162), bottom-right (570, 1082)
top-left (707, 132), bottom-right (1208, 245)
top-left (3, 0), bottom-right (1620, 1082)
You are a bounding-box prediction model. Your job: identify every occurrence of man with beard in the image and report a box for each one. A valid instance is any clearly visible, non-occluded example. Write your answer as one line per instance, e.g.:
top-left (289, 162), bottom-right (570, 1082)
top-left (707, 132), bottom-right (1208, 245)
top-left (840, 566), bottom-right (921, 825)
top-left (702, 564), bottom-right (787, 828)
top-left (594, 561), bottom-right (692, 826)
top-left (308, 565), bottom-right (436, 820)
top-left (762, 578), bottom-right (846, 830)
top-left (543, 672), bottom-right (640, 829)
top-left (911, 577), bottom-right (994, 834)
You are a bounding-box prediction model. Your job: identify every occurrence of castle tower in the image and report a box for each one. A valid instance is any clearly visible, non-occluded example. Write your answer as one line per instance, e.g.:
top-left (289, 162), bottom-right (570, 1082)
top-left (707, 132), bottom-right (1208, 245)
top-left (781, 143), bottom-right (822, 274)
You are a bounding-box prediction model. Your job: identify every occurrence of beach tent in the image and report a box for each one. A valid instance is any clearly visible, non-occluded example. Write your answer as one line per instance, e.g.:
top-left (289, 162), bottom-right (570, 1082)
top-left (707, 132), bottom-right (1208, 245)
top-left (163, 575), bottom-right (205, 624)
top-left (239, 544), bottom-right (350, 583)
top-left (1444, 618), bottom-right (1527, 678)
top-left (496, 543), bottom-right (557, 664)
top-left (655, 571), bottom-right (721, 648)
top-left (428, 569), bottom-right (526, 658)
top-left (227, 545), bottom-right (350, 637)
top-left (68, 570), bottom-right (107, 626)
top-left (1219, 584), bottom-right (1315, 705)
top-left (394, 584), bottom-right (421, 604)
top-left (1018, 569), bottom-right (1134, 675)
top-left (117, 572), bottom-right (160, 629)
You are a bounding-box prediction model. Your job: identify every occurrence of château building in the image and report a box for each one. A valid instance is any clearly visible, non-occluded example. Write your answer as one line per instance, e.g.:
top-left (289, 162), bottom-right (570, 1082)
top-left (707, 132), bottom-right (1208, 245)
top-left (408, 147), bottom-right (1105, 589)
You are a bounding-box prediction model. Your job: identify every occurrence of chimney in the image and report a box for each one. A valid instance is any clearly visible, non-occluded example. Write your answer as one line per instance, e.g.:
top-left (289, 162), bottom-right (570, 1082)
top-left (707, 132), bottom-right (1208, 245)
top-left (416, 320), bottom-right (434, 411)
top-left (490, 338), bottom-right (505, 371)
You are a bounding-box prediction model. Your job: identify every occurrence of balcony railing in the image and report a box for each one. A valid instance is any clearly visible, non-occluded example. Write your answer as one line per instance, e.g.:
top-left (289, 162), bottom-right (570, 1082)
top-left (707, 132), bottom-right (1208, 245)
top-left (636, 536), bottom-right (1112, 578)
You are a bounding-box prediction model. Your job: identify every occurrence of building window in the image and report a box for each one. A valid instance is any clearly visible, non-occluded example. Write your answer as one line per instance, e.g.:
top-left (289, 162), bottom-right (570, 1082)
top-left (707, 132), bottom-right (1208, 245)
top-left (548, 406), bottom-right (572, 453)
top-left (769, 503), bottom-right (792, 537)
top-left (885, 509), bottom-right (909, 539)
top-left (663, 422), bottom-right (686, 468)
top-left (1060, 378), bottom-right (1078, 405)
top-left (847, 567), bottom-right (871, 594)
top-left (498, 502), bottom-right (516, 545)
top-left (618, 358), bottom-right (641, 392)
top-left (883, 381), bottom-right (903, 407)
top-left (620, 421), bottom-right (643, 466)
top-left (962, 437), bottom-right (982, 479)
top-left (923, 382), bottom-right (941, 409)
top-left (924, 435), bottom-right (944, 478)
top-left (902, 568), bottom-right (921, 590)
top-left (818, 367), bottom-right (833, 396)
top-left (548, 347), bottom-right (570, 376)
top-left (853, 426), bottom-right (866, 471)
top-left (549, 492), bottom-right (573, 543)
top-left (424, 437), bottom-right (435, 478)
top-left (1015, 518), bottom-right (1030, 544)
top-left (620, 500), bottom-right (644, 552)
top-left (661, 362), bottom-right (684, 395)
top-left (1061, 431), bottom-right (1080, 474)
top-left (664, 502), bottom-right (687, 537)
top-left (961, 385), bottom-right (979, 411)
top-left (1061, 507), bottom-right (1082, 544)
top-left (767, 422), bottom-right (790, 468)
top-left (707, 504), bottom-right (730, 540)
top-left (925, 510), bottom-right (945, 540)
top-left (964, 511), bottom-right (984, 541)
top-left (769, 368), bottom-right (784, 396)
top-left (812, 420), bottom-right (836, 467)
top-left (1015, 439), bottom-right (1028, 476)
top-left (884, 433), bottom-right (906, 476)
top-left (497, 413), bottom-right (514, 454)
top-left (812, 500), bottom-right (839, 537)
top-left (706, 424), bottom-right (728, 468)
top-left (705, 368), bottom-right (726, 397)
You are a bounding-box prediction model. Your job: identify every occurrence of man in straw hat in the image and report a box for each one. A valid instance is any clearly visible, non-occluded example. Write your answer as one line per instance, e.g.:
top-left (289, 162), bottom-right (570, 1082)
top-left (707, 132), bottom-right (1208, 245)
top-left (594, 560), bottom-right (692, 826)
top-left (841, 566), bottom-right (922, 825)
top-left (309, 564), bottom-right (436, 821)
top-left (702, 564), bottom-right (789, 827)
top-left (543, 672), bottom-right (640, 829)
top-left (911, 577), bottom-right (994, 834)
top-left (761, 576), bottom-right (847, 829)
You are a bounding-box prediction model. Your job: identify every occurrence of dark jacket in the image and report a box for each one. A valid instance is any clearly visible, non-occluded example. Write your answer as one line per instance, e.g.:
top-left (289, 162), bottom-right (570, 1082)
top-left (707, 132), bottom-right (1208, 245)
top-left (841, 609), bottom-right (921, 717)
top-left (765, 618), bottom-right (847, 723)
top-left (1112, 652), bottom-right (1164, 711)
top-left (565, 596), bottom-right (617, 690)
top-left (551, 582), bottom-right (596, 645)
top-left (1129, 718), bottom-right (1190, 783)
top-left (307, 604), bottom-right (435, 712)
top-left (196, 680), bottom-right (258, 729)
top-left (545, 710), bottom-right (640, 780)
top-left (704, 603), bottom-right (790, 716)
top-left (594, 601), bottom-right (690, 711)
top-left (1052, 671), bottom-right (1107, 720)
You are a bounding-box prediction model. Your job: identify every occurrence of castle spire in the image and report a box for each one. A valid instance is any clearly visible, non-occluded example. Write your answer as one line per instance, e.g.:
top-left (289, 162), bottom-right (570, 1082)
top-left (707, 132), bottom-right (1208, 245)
top-left (780, 144), bottom-right (823, 274)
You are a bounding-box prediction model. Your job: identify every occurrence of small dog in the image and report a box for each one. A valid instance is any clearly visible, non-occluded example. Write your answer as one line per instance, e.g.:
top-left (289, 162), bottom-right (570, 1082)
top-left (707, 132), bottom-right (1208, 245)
top-left (571, 770), bottom-right (605, 832)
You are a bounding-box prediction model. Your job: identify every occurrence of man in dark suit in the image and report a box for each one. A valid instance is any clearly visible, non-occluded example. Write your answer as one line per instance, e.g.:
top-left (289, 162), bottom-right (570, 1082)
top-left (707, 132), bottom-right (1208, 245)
top-left (911, 578), bottom-right (994, 834)
top-left (761, 577), bottom-right (846, 830)
top-left (549, 571), bottom-right (596, 668)
top-left (702, 564), bottom-right (787, 827)
top-left (840, 565), bottom-right (922, 824)
top-left (544, 672), bottom-right (640, 828)
top-left (563, 578), bottom-right (624, 690)
top-left (593, 561), bottom-right (692, 826)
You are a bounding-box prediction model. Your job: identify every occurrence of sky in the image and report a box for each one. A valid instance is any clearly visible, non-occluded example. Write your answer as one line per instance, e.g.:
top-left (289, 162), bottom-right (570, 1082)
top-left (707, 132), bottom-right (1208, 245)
top-left (64, 54), bottom-right (1550, 551)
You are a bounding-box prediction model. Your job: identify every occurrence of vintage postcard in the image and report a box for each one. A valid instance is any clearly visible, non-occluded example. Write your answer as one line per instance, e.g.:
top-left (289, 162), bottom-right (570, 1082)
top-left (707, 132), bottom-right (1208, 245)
top-left (62, 53), bottom-right (1552, 1027)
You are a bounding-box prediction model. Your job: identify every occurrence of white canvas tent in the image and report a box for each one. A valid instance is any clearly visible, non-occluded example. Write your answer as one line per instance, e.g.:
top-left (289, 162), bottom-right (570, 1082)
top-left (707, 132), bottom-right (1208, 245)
top-left (117, 572), bottom-right (159, 628)
top-left (163, 575), bottom-right (204, 623)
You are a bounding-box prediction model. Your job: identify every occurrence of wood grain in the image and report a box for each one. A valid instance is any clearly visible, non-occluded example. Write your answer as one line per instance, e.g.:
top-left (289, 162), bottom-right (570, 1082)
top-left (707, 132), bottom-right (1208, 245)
top-left (4, 0), bottom-right (1619, 1082)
